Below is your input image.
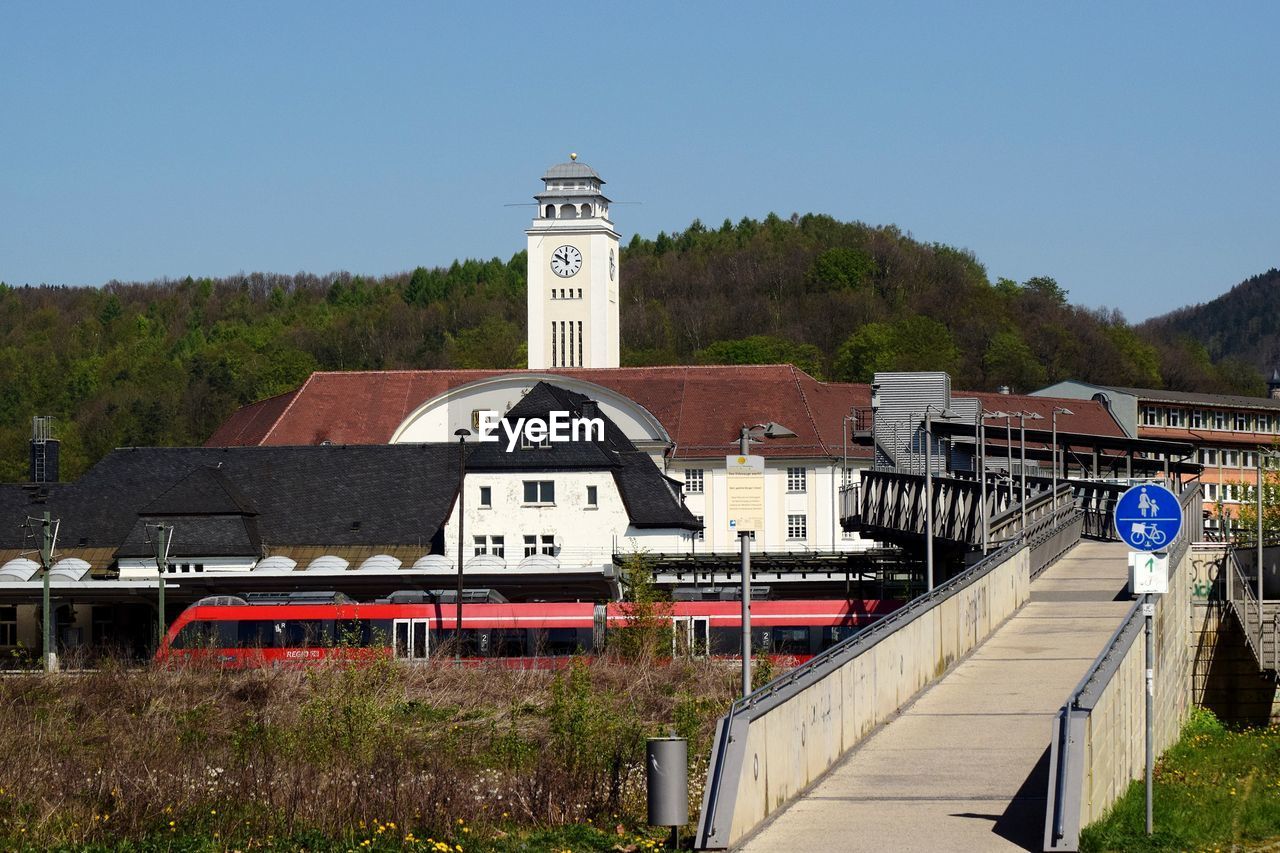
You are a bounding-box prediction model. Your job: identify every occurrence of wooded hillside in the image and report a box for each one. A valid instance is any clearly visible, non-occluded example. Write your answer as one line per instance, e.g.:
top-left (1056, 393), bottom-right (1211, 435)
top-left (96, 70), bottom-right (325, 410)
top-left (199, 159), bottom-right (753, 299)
top-left (0, 213), bottom-right (1261, 481)
top-left (1142, 268), bottom-right (1280, 377)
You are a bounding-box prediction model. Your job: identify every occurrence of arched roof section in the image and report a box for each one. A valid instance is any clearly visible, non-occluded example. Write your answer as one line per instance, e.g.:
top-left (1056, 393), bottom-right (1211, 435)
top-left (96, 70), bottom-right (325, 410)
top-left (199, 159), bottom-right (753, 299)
top-left (389, 373), bottom-right (672, 447)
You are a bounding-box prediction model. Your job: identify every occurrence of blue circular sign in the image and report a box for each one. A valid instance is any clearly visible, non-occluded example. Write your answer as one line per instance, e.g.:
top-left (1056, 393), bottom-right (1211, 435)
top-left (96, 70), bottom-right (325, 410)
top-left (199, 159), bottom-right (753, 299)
top-left (1114, 483), bottom-right (1182, 552)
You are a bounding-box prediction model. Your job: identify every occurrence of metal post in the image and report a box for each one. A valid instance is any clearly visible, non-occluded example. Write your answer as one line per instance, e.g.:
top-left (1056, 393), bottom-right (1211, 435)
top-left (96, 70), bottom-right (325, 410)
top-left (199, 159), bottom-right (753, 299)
top-left (1259, 459), bottom-right (1265, 648)
top-left (1052, 412), bottom-right (1059, 511)
top-left (40, 511), bottom-right (55, 673)
top-left (154, 526), bottom-right (170, 651)
top-left (924, 411), bottom-right (934, 591)
top-left (456, 430), bottom-right (467, 660)
top-left (979, 417), bottom-right (989, 554)
top-left (1005, 416), bottom-right (1014, 506)
top-left (1144, 592), bottom-right (1154, 836)
top-left (1019, 414), bottom-right (1028, 535)
top-left (740, 426), bottom-right (752, 698)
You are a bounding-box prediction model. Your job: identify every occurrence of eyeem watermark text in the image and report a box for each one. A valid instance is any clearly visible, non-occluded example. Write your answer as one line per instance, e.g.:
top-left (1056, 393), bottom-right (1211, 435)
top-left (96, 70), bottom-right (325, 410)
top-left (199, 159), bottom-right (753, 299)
top-left (476, 411), bottom-right (605, 452)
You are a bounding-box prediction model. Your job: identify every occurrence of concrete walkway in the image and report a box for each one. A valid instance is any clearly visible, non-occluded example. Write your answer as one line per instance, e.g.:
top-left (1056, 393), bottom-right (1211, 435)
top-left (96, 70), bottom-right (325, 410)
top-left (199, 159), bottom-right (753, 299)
top-left (739, 541), bottom-right (1132, 853)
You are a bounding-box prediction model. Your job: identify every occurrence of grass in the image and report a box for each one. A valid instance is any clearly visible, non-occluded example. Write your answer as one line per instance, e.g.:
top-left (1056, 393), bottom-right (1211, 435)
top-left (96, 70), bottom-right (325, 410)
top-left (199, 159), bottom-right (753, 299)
top-left (1080, 708), bottom-right (1280, 852)
top-left (0, 655), bottom-right (742, 850)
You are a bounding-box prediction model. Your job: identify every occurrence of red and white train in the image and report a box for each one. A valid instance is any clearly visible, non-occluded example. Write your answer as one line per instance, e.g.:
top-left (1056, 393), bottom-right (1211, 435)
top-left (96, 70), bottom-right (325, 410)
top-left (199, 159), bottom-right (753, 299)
top-left (156, 593), bottom-right (901, 668)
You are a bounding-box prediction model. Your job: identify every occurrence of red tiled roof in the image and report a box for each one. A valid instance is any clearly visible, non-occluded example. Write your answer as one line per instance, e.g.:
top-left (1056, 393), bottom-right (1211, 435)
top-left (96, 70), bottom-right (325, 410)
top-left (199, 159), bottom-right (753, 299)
top-left (207, 366), bottom-right (1121, 460)
top-left (961, 391), bottom-right (1125, 438)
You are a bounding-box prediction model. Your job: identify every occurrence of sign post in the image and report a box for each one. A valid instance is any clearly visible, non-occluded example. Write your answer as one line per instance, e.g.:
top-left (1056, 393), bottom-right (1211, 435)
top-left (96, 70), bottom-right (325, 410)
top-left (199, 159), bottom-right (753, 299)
top-left (1114, 482), bottom-right (1182, 838)
top-left (727, 451), bottom-right (765, 699)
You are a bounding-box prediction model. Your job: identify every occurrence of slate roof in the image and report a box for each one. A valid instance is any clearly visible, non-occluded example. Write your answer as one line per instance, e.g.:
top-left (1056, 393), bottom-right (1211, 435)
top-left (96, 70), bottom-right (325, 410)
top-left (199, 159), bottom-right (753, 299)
top-left (543, 161), bottom-right (603, 182)
top-left (0, 445), bottom-right (462, 553)
top-left (207, 365), bottom-right (1122, 461)
top-left (1, 408), bottom-right (699, 554)
top-left (1108, 385), bottom-right (1280, 412)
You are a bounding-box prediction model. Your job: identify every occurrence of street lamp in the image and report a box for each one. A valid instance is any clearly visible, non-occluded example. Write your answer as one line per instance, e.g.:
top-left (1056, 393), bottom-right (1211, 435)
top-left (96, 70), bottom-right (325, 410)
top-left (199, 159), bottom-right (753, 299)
top-left (979, 411), bottom-right (1008, 554)
top-left (736, 420), bottom-right (796, 698)
top-left (918, 406), bottom-right (959, 591)
top-left (1051, 408), bottom-right (1073, 514)
top-left (1015, 412), bottom-right (1044, 533)
top-left (454, 427), bottom-right (471, 660)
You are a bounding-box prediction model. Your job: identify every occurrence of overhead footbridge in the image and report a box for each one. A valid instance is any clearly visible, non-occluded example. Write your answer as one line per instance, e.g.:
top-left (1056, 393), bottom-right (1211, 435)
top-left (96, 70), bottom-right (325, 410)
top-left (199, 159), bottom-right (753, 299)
top-left (696, 471), bottom-right (1204, 851)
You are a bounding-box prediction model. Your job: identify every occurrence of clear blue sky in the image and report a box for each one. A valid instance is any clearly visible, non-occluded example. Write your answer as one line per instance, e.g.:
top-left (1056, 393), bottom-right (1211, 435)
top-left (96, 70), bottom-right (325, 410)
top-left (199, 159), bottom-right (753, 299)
top-left (2, 3), bottom-right (1276, 321)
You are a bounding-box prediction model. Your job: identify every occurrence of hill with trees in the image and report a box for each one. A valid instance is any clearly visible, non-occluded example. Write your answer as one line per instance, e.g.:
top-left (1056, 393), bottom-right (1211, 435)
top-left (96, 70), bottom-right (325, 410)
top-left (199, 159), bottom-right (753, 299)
top-left (0, 213), bottom-right (1261, 481)
top-left (1140, 268), bottom-right (1280, 379)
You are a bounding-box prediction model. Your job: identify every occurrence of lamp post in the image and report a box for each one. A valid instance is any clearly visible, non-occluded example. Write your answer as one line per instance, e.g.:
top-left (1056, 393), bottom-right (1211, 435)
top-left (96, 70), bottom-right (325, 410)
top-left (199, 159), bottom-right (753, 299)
top-left (1015, 412), bottom-right (1044, 534)
top-left (147, 523), bottom-right (173, 653)
top-left (918, 406), bottom-right (959, 591)
top-left (454, 427), bottom-right (471, 660)
top-left (736, 421), bottom-right (796, 698)
top-left (1051, 407), bottom-right (1073, 515)
top-left (980, 411), bottom-right (1007, 554)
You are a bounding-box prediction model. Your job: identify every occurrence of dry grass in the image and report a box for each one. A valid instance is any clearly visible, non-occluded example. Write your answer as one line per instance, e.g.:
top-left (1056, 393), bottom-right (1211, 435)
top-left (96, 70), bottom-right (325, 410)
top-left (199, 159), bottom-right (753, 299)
top-left (0, 655), bottom-right (739, 848)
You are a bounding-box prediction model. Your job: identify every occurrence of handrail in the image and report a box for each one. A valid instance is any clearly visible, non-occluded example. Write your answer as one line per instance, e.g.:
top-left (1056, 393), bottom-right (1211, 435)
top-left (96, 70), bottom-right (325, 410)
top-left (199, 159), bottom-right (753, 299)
top-left (1045, 478), bottom-right (1201, 849)
top-left (698, 537), bottom-right (1025, 845)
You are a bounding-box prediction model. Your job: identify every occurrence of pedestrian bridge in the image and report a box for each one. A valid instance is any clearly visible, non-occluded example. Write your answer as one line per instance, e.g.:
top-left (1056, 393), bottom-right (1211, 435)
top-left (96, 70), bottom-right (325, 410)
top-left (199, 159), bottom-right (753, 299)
top-left (696, 482), bottom-right (1204, 851)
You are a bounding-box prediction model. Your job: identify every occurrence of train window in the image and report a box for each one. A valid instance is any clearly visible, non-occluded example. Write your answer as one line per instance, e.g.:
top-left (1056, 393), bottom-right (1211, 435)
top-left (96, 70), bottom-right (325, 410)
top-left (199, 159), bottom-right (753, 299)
top-left (491, 629), bottom-right (529, 657)
top-left (709, 627), bottom-right (739, 656)
top-left (172, 620), bottom-right (236, 650)
top-left (238, 620), bottom-right (274, 649)
top-left (334, 619), bottom-right (364, 646)
top-left (535, 628), bottom-right (590, 656)
top-left (282, 620), bottom-right (329, 647)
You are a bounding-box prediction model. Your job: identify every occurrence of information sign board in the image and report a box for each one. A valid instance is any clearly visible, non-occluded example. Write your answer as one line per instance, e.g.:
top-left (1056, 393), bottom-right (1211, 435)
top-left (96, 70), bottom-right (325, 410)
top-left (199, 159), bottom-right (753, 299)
top-left (726, 454), bottom-right (765, 533)
top-left (1131, 551), bottom-right (1169, 595)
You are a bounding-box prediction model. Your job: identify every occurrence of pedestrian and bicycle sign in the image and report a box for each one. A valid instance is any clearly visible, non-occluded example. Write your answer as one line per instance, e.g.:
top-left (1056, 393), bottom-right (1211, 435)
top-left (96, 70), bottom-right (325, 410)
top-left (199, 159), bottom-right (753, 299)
top-left (1114, 482), bottom-right (1182, 552)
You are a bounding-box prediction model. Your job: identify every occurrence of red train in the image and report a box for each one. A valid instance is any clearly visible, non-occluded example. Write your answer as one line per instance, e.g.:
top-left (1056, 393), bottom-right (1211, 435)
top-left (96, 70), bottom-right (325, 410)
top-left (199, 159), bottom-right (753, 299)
top-left (156, 593), bottom-right (900, 668)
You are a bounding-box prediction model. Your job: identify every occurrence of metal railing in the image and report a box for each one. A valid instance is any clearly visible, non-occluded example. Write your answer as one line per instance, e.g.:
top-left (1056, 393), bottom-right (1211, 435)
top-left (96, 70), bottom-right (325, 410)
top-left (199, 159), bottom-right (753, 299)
top-left (1043, 479), bottom-right (1200, 850)
top-left (697, 504), bottom-right (1085, 848)
top-left (1225, 549), bottom-right (1279, 675)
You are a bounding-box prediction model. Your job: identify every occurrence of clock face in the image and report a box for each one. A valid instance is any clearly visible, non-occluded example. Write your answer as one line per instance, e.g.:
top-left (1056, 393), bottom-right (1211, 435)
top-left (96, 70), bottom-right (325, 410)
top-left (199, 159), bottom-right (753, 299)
top-left (550, 245), bottom-right (582, 278)
top-left (609, 249), bottom-right (615, 281)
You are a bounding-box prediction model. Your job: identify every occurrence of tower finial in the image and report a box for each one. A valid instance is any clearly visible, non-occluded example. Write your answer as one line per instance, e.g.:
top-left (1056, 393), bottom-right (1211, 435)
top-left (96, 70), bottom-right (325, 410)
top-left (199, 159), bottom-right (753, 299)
top-left (569, 152), bottom-right (578, 161)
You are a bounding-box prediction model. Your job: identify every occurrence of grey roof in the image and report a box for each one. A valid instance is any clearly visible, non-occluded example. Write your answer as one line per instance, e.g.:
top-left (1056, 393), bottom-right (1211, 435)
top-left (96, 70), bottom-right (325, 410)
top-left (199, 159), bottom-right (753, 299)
top-left (0, 384), bottom-right (699, 555)
top-left (0, 445), bottom-right (462, 552)
top-left (543, 161), bottom-right (603, 182)
top-left (1107, 386), bottom-right (1280, 412)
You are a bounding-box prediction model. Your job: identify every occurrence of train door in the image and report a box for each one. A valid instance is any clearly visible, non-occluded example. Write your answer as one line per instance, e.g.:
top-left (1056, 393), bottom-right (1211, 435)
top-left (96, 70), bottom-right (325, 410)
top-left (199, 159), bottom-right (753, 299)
top-left (393, 618), bottom-right (430, 661)
top-left (672, 616), bottom-right (709, 658)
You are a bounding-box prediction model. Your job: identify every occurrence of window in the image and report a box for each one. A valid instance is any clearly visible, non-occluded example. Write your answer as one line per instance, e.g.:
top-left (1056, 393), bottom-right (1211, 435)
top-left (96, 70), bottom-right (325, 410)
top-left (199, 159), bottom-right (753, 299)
top-left (1167, 409), bottom-right (1186, 428)
top-left (523, 535), bottom-right (537, 558)
top-left (1243, 451), bottom-right (1258, 469)
top-left (1235, 413), bottom-right (1250, 431)
top-left (519, 433), bottom-right (550, 450)
top-left (522, 480), bottom-right (555, 504)
top-left (1200, 448), bottom-right (1218, 465)
top-left (1223, 450), bottom-right (1239, 467)
top-left (540, 535), bottom-right (556, 556)
top-left (0, 606), bottom-right (15, 646)
top-left (1263, 415), bottom-right (1275, 434)
top-left (786, 467), bottom-right (807, 492)
top-left (1191, 410), bottom-right (1205, 429)
top-left (787, 514), bottom-right (807, 540)
top-left (1141, 407), bottom-right (1159, 427)
top-left (1205, 483), bottom-right (1218, 501)
top-left (479, 486), bottom-right (492, 509)
top-left (694, 515), bottom-right (705, 541)
top-left (1213, 411), bottom-right (1226, 430)
top-left (586, 485), bottom-right (598, 508)
top-left (684, 469), bottom-right (704, 494)
top-left (473, 535), bottom-right (504, 558)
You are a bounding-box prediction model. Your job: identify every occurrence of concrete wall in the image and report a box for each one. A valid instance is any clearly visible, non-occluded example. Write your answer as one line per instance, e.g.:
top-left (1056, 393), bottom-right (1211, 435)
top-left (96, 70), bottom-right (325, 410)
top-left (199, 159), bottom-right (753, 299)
top-left (1046, 542), bottom-right (1195, 850)
top-left (1188, 547), bottom-right (1280, 724)
top-left (1078, 546), bottom-right (1191, 827)
top-left (698, 545), bottom-right (1031, 849)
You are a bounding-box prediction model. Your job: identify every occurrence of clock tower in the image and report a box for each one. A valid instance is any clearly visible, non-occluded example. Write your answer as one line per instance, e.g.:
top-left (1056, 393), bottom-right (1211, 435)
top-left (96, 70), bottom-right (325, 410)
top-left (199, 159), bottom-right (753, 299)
top-left (526, 155), bottom-right (620, 369)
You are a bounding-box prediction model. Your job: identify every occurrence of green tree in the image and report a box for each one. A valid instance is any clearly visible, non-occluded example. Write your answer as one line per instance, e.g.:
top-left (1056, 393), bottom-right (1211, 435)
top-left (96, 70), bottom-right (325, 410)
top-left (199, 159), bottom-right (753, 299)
top-left (695, 335), bottom-right (825, 378)
top-left (982, 330), bottom-right (1047, 393)
top-left (809, 247), bottom-right (877, 291)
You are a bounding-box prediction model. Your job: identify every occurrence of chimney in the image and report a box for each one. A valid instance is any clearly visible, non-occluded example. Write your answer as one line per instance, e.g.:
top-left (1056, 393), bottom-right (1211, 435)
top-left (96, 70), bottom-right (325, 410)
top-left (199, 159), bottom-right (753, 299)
top-left (1268, 368), bottom-right (1280, 400)
top-left (997, 385), bottom-right (1011, 395)
top-left (29, 417), bottom-right (59, 484)
top-left (581, 399), bottom-right (599, 419)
